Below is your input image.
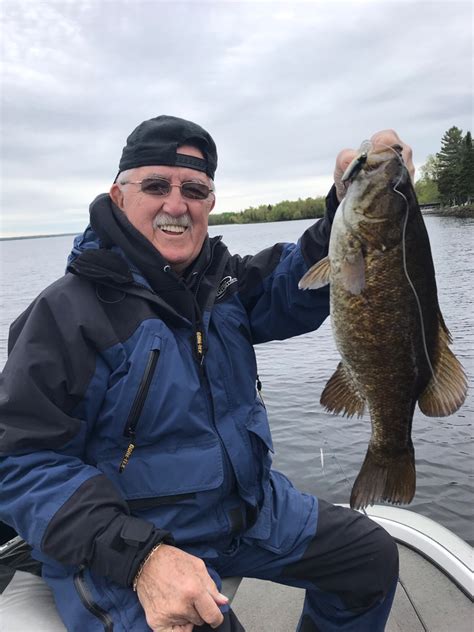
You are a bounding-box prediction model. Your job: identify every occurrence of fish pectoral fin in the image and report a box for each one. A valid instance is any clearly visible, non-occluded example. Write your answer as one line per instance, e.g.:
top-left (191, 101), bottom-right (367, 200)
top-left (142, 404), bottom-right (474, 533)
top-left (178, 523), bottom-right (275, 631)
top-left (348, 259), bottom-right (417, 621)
top-left (418, 337), bottom-right (468, 417)
top-left (340, 250), bottom-right (366, 295)
top-left (320, 362), bottom-right (365, 417)
top-left (298, 256), bottom-right (331, 290)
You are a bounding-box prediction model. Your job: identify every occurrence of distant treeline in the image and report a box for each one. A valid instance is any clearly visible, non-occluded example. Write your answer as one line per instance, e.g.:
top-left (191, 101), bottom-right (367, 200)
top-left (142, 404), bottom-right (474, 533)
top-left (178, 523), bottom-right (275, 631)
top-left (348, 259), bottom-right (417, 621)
top-left (414, 126), bottom-right (473, 206)
top-left (208, 196), bottom-right (327, 226)
top-left (209, 126), bottom-right (473, 226)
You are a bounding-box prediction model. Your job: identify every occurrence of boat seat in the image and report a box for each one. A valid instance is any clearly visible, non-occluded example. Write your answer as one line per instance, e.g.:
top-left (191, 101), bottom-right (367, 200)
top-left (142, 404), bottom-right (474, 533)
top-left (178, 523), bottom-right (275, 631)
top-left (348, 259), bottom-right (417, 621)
top-left (0, 539), bottom-right (244, 603)
top-left (0, 537), bottom-right (244, 604)
top-left (0, 522), bottom-right (17, 546)
top-left (221, 576), bottom-right (243, 603)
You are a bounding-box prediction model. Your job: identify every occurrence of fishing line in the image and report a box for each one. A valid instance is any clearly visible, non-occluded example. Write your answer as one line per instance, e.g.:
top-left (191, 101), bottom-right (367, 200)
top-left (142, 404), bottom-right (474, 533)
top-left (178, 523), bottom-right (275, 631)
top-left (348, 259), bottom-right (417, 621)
top-left (397, 576), bottom-right (430, 631)
top-left (371, 141), bottom-right (436, 380)
top-left (301, 422), bottom-right (370, 516)
top-left (322, 432), bottom-right (432, 627)
top-left (314, 415), bottom-right (431, 624)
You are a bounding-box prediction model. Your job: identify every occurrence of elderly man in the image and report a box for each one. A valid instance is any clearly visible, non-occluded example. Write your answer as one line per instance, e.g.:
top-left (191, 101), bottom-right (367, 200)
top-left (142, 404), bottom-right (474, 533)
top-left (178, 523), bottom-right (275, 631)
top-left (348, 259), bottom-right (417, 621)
top-left (0, 116), bottom-right (410, 632)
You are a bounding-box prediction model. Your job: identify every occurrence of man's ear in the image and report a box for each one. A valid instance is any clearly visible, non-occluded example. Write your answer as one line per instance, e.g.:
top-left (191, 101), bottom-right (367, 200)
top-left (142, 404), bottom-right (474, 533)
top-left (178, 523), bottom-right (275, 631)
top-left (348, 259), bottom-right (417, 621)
top-left (109, 183), bottom-right (124, 209)
top-left (208, 196), bottom-right (216, 212)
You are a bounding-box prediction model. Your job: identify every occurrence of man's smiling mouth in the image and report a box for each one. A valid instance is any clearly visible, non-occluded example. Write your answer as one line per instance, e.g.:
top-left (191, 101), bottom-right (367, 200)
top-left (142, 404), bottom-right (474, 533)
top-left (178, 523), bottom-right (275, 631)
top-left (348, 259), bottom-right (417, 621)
top-left (158, 224), bottom-right (188, 235)
top-left (153, 212), bottom-right (191, 235)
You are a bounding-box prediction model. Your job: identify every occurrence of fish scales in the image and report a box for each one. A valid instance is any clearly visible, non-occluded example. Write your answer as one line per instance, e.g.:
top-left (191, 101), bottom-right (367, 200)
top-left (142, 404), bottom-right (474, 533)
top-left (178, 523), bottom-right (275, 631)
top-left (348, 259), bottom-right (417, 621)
top-left (299, 144), bottom-right (467, 509)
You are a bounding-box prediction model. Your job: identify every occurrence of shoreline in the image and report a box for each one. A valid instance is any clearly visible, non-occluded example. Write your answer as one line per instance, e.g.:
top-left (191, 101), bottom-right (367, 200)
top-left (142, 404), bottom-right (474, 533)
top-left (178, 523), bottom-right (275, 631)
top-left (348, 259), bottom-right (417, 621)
top-left (0, 232), bottom-right (77, 242)
top-left (1, 206), bottom-right (473, 241)
top-left (421, 205), bottom-right (474, 218)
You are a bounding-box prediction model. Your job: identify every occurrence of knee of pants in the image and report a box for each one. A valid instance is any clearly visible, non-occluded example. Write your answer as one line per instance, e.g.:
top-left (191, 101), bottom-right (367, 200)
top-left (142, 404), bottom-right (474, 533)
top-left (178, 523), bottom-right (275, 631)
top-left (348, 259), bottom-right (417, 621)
top-left (282, 503), bottom-right (399, 614)
top-left (340, 522), bottom-right (399, 613)
top-left (363, 523), bottom-right (399, 605)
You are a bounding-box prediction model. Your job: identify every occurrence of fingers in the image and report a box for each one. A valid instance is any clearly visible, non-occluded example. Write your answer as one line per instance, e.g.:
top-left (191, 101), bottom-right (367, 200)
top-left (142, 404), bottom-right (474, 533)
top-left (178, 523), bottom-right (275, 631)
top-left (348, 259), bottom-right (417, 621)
top-left (153, 624), bottom-right (194, 632)
top-left (137, 546), bottom-right (229, 631)
top-left (205, 576), bottom-right (229, 606)
top-left (334, 148), bottom-right (358, 202)
top-left (333, 130), bottom-right (415, 202)
top-left (369, 129), bottom-right (415, 182)
top-left (335, 148), bottom-right (359, 175)
top-left (194, 592), bottom-right (225, 629)
top-left (214, 592), bottom-right (230, 605)
top-left (152, 587), bottom-right (227, 631)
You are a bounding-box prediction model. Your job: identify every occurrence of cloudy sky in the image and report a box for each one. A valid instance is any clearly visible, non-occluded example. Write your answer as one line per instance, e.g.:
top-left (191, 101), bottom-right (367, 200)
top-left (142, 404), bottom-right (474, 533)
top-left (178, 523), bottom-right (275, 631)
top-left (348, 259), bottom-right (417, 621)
top-left (1, 0), bottom-right (472, 237)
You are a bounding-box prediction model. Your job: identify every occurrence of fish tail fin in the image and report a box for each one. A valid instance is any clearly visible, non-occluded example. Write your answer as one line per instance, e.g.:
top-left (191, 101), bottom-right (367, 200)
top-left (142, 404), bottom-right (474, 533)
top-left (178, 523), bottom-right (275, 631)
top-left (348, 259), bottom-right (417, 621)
top-left (350, 446), bottom-right (415, 510)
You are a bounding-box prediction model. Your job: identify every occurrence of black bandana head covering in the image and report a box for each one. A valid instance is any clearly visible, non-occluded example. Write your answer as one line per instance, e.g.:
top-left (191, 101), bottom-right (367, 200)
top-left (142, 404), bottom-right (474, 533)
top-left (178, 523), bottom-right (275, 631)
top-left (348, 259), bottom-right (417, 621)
top-left (117, 115), bottom-right (218, 180)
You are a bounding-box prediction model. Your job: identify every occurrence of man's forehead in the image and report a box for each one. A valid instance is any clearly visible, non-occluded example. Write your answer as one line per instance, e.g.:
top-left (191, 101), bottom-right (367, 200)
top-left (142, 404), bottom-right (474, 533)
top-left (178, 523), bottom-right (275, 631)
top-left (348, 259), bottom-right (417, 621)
top-left (133, 161), bottom-right (209, 181)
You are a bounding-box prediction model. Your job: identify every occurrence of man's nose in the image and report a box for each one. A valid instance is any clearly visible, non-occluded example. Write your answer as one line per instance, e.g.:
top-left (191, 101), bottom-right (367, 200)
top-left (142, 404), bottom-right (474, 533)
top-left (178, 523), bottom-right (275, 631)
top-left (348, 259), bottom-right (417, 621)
top-left (162, 185), bottom-right (188, 214)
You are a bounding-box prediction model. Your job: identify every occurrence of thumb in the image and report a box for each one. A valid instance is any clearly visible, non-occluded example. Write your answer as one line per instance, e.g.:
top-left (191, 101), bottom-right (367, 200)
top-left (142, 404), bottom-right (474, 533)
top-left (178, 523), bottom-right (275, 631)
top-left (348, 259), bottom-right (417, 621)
top-left (334, 148), bottom-right (357, 202)
top-left (206, 581), bottom-right (229, 605)
top-left (214, 592), bottom-right (229, 605)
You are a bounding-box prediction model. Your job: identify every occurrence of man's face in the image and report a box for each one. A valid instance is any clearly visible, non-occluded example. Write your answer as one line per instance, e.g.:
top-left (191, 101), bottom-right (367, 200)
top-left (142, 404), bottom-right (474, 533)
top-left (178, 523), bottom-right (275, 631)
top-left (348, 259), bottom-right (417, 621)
top-left (110, 145), bottom-right (215, 275)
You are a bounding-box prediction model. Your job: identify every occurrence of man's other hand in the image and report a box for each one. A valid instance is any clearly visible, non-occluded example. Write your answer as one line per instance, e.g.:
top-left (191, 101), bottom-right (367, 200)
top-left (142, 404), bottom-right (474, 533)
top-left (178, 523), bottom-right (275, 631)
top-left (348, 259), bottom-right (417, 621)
top-left (136, 544), bottom-right (229, 632)
top-left (334, 129), bottom-right (415, 202)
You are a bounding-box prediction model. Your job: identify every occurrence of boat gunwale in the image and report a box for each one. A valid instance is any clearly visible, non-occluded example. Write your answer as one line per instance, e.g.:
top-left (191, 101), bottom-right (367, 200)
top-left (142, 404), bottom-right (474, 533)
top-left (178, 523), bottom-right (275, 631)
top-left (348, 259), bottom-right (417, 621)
top-left (342, 504), bottom-right (474, 600)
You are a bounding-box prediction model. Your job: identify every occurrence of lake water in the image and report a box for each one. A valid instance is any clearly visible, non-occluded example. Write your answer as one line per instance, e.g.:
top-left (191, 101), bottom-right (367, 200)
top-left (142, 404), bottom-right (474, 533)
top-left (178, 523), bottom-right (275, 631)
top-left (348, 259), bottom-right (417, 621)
top-left (0, 216), bottom-right (473, 545)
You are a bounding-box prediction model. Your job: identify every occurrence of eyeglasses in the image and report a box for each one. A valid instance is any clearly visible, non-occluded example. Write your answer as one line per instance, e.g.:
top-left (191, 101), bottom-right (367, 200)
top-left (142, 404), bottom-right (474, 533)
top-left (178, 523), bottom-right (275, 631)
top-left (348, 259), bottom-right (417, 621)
top-left (119, 177), bottom-right (214, 200)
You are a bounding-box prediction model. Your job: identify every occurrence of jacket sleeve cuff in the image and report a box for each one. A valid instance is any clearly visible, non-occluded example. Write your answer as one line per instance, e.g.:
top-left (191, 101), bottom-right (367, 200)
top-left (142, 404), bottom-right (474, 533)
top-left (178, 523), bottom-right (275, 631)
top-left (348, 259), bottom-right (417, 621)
top-left (88, 513), bottom-right (174, 587)
top-left (300, 184), bottom-right (340, 266)
top-left (122, 519), bottom-right (175, 588)
top-left (325, 183), bottom-right (340, 221)
top-left (41, 474), bottom-right (175, 587)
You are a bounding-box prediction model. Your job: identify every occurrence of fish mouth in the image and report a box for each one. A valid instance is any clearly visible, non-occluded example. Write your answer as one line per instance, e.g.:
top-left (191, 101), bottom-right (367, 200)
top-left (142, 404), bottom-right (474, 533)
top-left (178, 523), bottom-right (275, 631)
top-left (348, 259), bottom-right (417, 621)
top-left (342, 151), bottom-right (369, 183)
top-left (342, 143), bottom-right (404, 185)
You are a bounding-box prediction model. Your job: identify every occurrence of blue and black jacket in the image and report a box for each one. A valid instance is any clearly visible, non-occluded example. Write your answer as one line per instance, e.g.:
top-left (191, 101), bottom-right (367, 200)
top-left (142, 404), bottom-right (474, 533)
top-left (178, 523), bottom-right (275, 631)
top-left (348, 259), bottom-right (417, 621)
top-left (0, 189), bottom-right (337, 626)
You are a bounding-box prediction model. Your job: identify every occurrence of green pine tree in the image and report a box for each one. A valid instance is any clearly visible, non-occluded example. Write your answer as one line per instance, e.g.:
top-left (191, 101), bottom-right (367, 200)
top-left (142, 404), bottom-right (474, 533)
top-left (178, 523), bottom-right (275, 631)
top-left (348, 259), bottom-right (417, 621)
top-left (436, 126), bottom-right (464, 205)
top-left (459, 131), bottom-right (474, 203)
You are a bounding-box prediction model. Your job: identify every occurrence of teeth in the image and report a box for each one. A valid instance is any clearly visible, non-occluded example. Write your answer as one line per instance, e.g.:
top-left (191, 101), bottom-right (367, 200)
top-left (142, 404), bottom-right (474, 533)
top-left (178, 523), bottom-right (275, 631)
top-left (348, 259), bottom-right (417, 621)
top-left (159, 224), bottom-right (187, 234)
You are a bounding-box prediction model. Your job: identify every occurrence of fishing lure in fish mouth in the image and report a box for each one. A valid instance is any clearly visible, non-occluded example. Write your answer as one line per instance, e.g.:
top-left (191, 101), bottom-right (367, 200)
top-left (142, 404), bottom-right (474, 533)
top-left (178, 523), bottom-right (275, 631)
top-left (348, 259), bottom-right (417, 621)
top-left (341, 139), bottom-right (373, 183)
top-left (341, 151), bottom-right (368, 183)
top-left (342, 141), bottom-right (406, 184)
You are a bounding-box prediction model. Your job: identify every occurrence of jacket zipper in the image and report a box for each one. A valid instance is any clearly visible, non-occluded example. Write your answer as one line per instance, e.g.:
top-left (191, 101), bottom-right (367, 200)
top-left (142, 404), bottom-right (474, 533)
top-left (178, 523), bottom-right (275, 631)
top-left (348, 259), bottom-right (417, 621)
top-left (73, 566), bottom-right (114, 631)
top-left (195, 241), bottom-right (235, 496)
top-left (186, 237), bottom-right (221, 370)
top-left (119, 348), bottom-right (160, 472)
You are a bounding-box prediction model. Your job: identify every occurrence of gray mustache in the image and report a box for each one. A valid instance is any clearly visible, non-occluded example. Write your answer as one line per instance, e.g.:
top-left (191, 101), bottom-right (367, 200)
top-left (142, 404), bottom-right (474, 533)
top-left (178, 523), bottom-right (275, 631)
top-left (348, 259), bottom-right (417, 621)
top-left (152, 213), bottom-right (192, 230)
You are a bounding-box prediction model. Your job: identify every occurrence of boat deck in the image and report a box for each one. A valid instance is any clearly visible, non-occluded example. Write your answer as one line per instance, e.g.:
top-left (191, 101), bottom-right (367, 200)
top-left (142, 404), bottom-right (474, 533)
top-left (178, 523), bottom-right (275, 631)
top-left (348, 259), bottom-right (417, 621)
top-left (225, 544), bottom-right (473, 631)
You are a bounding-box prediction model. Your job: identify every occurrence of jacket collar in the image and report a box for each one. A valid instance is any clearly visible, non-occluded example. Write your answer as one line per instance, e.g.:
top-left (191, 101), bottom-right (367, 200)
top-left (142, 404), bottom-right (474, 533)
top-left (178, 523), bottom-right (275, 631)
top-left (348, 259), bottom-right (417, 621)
top-left (67, 193), bottom-right (227, 324)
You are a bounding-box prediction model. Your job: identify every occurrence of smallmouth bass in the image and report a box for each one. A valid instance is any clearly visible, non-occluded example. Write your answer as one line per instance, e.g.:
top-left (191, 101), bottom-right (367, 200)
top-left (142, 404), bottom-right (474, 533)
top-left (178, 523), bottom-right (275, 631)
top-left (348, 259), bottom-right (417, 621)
top-left (299, 143), bottom-right (467, 509)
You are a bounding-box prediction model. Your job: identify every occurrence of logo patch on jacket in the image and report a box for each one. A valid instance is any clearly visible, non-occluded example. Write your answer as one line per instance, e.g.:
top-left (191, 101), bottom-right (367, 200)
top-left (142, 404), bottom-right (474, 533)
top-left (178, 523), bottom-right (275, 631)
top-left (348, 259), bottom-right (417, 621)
top-left (216, 275), bottom-right (238, 300)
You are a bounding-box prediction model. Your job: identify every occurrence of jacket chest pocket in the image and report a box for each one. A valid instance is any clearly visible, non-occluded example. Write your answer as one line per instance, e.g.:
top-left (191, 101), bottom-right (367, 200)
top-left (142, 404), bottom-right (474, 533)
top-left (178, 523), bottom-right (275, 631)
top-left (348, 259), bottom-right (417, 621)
top-left (123, 343), bottom-right (161, 440)
top-left (101, 437), bottom-right (224, 500)
top-left (119, 337), bottom-right (162, 473)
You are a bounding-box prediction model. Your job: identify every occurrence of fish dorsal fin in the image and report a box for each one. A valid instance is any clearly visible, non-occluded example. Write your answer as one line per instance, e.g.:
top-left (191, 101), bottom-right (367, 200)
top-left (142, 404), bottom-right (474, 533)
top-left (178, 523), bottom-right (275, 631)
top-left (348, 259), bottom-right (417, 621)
top-left (298, 256), bottom-right (331, 290)
top-left (418, 311), bottom-right (467, 417)
top-left (320, 361), bottom-right (366, 417)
